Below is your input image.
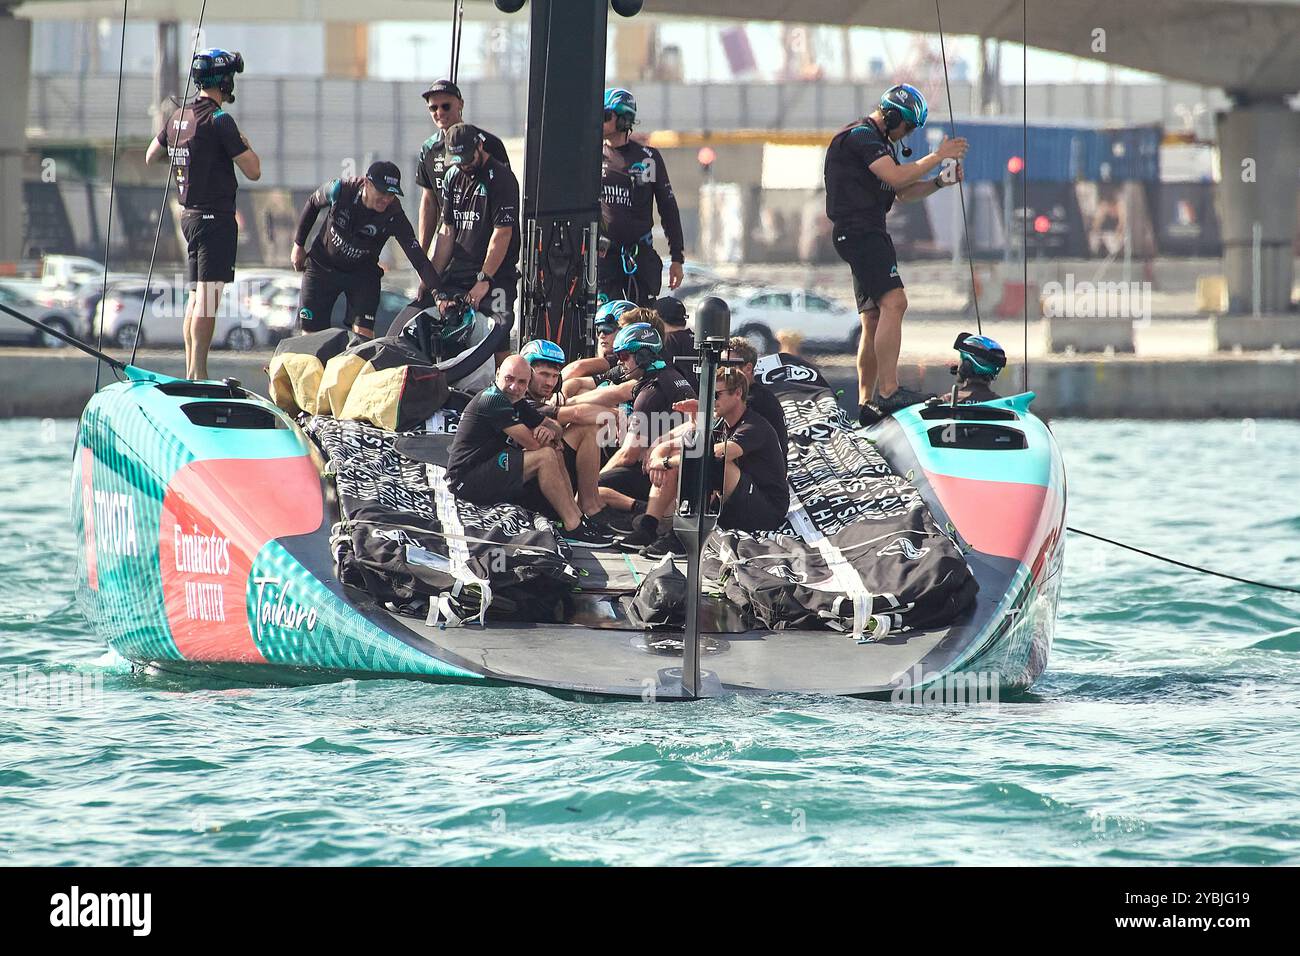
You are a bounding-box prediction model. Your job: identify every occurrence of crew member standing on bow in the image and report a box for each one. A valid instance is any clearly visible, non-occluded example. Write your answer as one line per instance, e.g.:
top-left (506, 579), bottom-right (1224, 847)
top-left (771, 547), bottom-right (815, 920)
top-left (823, 83), bottom-right (968, 422)
top-left (432, 123), bottom-right (521, 355)
top-left (291, 161), bottom-right (440, 337)
top-left (598, 88), bottom-right (685, 305)
top-left (146, 48), bottom-right (261, 380)
top-left (414, 79), bottom-right (511, 259)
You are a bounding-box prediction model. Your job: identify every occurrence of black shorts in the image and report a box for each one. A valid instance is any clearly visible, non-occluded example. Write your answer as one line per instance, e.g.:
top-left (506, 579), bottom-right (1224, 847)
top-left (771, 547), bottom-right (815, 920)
top-left (598, 463), bottom-right (651, 502)
top-left (298, 259), bottom-right (381, 333)
top-left (832, 229), bottom-right (904, 313)
top-left (441, 262), bottom-right (519, 331)
top-left (449, 447), bottom-right (525, 508)
top-left (181, 210), bottom-right (238, 283)
top-left (597, 241), bottom-right (662, 306)
top-left (719, 470), bottom-right (787, 532)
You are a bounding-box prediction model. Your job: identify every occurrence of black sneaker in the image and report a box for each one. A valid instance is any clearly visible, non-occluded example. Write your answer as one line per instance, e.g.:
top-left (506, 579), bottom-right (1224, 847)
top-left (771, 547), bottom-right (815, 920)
top-left (642, 532), bottom-right (687, 558)
top-left (618, 513), bottom-right (661, 551)
top-left (590, 507), bottom-right (633, 534)
top-left (560, 518), bottom-right (616, 549)
top-left (875, 385), bottom-right (932, 416)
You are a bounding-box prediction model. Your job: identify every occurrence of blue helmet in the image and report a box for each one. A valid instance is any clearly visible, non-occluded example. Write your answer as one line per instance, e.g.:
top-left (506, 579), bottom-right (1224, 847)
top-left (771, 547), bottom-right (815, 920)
top-left (192, 48), bottom-right (244, 88)
top-left (595, 298), bottom-right (636, 331)
top-left (880, 83), bottom-right (928, 131)
top-left (521, 338), bottom-right (566, 367)
top-left (612, 321), bottom-right (664, 370)
top-left (955, 333), bottom-right (1006, 379)
top-left (603, 88), bottom-right (637, 130)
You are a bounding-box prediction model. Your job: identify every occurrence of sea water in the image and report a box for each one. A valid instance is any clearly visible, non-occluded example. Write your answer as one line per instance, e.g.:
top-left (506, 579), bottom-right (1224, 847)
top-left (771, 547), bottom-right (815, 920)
top-left (1, 417), bottom-right (1297, 866)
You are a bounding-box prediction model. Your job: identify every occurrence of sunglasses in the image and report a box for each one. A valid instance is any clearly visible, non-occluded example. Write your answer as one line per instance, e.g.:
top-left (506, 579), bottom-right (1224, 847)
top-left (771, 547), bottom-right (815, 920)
top-left (428, 102), bottom-right (457, 113)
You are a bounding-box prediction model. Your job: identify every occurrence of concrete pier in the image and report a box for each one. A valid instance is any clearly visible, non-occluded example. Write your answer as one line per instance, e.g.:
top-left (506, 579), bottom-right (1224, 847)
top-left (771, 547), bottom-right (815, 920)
top-left (5, 346), bottom-right (1297, 420)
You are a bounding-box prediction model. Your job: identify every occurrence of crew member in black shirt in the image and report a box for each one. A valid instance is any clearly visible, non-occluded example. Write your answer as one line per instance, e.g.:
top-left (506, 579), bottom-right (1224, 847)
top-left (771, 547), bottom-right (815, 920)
top-left (622, 367), bottom-right (791, 554)
top-left (824, 83), bottom-right (967, 421)
top-left (432, 123), bottom-right (521, 348)
top-left (599, 88), bottom-right (685, 305)
top-left (291, 162), bottom-right (439, 337)
top-left (445, 355), bottom-right (613, 548)
top-left (597, 322), bottom-right (696, 518)
top-left (414, 79), bottom-right (511, 257)
top-left (145, 47), bottom-right (261, 380)
top-left (654, 296), bottom-right (697, 389)
top-left (723, 337), bottom-right (787, 454)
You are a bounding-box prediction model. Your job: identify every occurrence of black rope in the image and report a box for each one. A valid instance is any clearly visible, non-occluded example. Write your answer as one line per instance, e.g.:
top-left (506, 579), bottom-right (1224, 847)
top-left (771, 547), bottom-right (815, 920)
top-left (1067, 527), bottom-right (1300, 595)
top-left (449, 0), bottom-right (465, 83)
top-left (933, 0), bottom-right (981, 335)
top-left (132, 0), bottom-right (209, 368)
top-left (1022, 3), bottom-right (1029, 392)
top-left (93, 0), bottom-right (129, 389)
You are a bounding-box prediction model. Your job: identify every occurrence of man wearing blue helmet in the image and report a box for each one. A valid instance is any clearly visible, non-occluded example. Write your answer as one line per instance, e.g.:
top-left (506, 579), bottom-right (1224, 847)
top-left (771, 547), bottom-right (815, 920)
top-left (599, 88), bottom-right (685, 305)
top-left (950, 331), bottom-right (1006, 404)
top-left (520, 339), bottom-right (620, 529)
top-left (823, 83), bottom-right (969, 421)
top-left (597, 321), bottom-right (696, 519)
top-left (146, 47), bottom-right (261, 380)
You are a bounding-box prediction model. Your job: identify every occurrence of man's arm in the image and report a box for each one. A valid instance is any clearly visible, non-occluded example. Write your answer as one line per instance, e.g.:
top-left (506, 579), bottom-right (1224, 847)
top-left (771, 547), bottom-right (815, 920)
top-left (869, 136), bottom-right (967, 193)
top-left (503, 422), bottom-right (544, 451)
top-left (145, 130), bottom-right (168, 165)
top-left (233, 142), bottom-right (261, 181)
top-left (431, 223), bottom-right (455, 275)
top-left (418, 187), bottom-right (440, 256)
top-left (651, 148), bottom-right (685, 265)
top-left (391, 207), bottom-right (442, 290)
top-left (293, 181), bottom-right (335, 251)
top-left (562, 356), bottom-right (613, 380)
top-left (569, 378), bottom-right (636, 407)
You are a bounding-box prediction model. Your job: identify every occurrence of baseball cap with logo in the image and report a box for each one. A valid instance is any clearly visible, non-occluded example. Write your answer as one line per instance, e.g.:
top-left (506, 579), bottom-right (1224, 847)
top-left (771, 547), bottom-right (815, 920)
top-left (366, 160), bottom-right (404, 196)
top-left (445, 123), bottom-right (484, 165)
top-left (421, 79), bottom-right (464, 101)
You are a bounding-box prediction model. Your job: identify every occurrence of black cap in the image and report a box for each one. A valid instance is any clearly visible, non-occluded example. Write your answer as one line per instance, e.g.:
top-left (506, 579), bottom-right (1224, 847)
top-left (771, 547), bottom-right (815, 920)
top-left (654, 295), bottom-right (688, 327)
top-left (422, 79), bottom-right (463, 101)
top-left (366, 160), bottom-right (404, 196)
top-left (445, 123), bottom-right (484, 165)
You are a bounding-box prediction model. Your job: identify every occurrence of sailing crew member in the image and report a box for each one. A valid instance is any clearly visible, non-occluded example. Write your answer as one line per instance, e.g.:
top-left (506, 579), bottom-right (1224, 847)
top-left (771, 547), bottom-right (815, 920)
top-left (599, 88), bottom-right (685, 305)
top-left (520, 339), bottom-right (619, 529)
top-left (561, 298), bottom-right (636, 398)
top-left (415, 79), bottom-right (511, 259)
top-left (445, 355), bottom-right (614, 549)
top-left (621, 366), bottom-right (791, 555)
top-left (291, 161), bottom-right (440, 337)
top-left (597, 322), bottom-right (696, 520)
top-left (654, 296), bottom-right (697, 388)
top-left (431, 123), bottom-right (522, 349)
top-left (823, 83), bottom-right (968, 422)
top-left (145, 48), bottom-right (261, 380)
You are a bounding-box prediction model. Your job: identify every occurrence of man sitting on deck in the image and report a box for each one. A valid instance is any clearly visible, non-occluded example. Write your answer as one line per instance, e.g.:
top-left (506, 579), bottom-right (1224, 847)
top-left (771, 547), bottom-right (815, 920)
top-left (445, 354), bottom-right (614, 548)
top-left (620, 367), bottom-right (790, 556)
top-left (520, 338), bottom-right (621, 530)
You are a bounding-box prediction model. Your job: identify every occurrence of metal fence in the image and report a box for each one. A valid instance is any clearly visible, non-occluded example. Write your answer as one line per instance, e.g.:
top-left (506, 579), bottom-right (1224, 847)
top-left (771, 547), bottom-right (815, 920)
top-left (28, 73), bottom-right (1231, 189)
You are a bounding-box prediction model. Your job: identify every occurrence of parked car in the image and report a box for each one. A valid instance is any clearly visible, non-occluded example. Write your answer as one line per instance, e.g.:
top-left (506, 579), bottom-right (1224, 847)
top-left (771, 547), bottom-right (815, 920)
top-left (255, 284), bottom-right (415, 342)
top-left (721, 286), bottom-right (858, 355)
top-left (92, 281), bottom-right (275, 351)
top-left (0, 280), bottom-right (81, 347)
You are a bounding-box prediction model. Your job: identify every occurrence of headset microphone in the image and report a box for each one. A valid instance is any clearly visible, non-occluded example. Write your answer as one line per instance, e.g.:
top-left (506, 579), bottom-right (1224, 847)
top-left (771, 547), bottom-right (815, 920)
top-left (900, 144), bottom-right (913, 158)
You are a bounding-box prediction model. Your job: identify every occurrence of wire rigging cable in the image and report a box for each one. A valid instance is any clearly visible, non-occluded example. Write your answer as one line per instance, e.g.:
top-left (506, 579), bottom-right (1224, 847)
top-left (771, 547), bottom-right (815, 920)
top-left (1022, 3), bottom-right (1029, 393)
top-left (93, 0), bottom-right (130, 390)
top-left (933, 0), bottom-right (981, 335)
top-left (131, 0), bottom-right (211, 367)
top-left (1067, 527), bottom-right (1300, 595)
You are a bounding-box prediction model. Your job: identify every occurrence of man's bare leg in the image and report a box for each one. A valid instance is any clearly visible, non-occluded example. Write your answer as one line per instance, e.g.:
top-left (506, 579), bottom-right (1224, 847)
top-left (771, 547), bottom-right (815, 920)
top-left (873, 288), bottom-right (908, 399)
top-left (566, 426), bottom-right (604, 516)
top-left (856, 307), bottom-right (881, 405)
top-left (524, 448), bottom-right (582, 530)
top-left (187, 281), bottom-right (224, 380)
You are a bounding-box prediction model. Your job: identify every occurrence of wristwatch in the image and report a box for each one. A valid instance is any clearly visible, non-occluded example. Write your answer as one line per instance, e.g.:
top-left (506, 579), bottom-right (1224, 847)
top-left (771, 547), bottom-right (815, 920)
top-left (476, 270), bottom-right (493, 283)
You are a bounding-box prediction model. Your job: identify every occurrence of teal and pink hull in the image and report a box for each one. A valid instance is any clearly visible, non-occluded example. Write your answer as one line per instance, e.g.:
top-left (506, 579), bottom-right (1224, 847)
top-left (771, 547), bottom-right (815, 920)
top-left (72, 369), bottom-right (1064, 699)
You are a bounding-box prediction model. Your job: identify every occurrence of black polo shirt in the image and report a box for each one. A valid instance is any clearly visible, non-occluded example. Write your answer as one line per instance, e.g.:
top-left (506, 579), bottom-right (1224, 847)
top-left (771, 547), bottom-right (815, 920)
top-left (446, 384), bottom-right (545, 483)
top-left (156, 95), bottom-right (247, 214)
top-left (823, 117), bottom-right (899, 233)
top-left (440, 157), bottom-right (521, 274)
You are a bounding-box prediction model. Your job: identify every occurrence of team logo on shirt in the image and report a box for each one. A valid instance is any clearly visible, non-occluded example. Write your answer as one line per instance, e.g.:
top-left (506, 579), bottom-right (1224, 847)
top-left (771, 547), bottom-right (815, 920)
top-left (360, 224), bottom-right (378, 238)
top-left (497, 452), bottom-right (508, 470)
